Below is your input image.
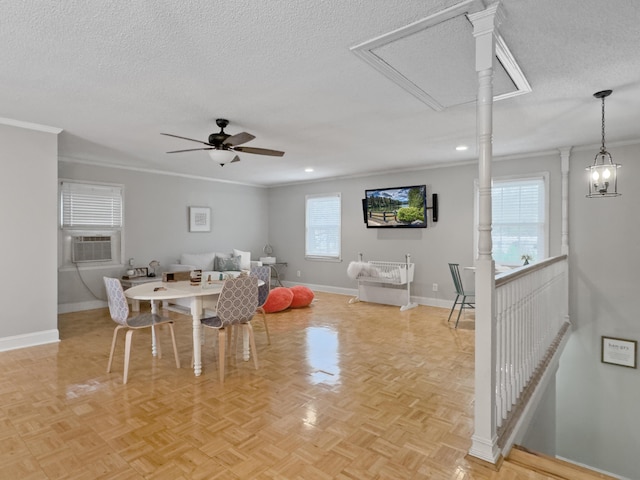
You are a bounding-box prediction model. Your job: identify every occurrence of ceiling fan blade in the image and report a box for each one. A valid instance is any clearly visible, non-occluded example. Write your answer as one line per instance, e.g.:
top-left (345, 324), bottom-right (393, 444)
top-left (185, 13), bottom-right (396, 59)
top-left (161, 133), bottom-right (213, 146)
top-left (224, 132), bottom-right (255, 146)
top-left (166, 147), bottom-right (214, 153)
top-left (233, 146), bottom-right (285, 157)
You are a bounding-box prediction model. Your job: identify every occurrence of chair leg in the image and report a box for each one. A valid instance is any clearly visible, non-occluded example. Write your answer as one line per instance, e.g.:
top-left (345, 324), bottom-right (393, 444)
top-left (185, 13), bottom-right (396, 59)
top-left (168, 322), bottom-right (180, 369)
top-left (123, 329), bottom-right (135, 384)
top-left (218, 329), bottom-right (226, 383)
top-left (448, 295), bottom-right (460, 323)
top-left (244, 323), bottom-right (259, 370)
top-left (260, 307), bottom-right (271, 345)
top-left (455, 302), bottom-right (464, 328)
top-left (107, 325), bottom-right (125, 373)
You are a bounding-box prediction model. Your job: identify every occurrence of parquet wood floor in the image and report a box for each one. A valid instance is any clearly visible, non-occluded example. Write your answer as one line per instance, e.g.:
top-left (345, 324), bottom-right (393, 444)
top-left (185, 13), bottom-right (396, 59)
top-left (0, 292), bottom-right (553, 479)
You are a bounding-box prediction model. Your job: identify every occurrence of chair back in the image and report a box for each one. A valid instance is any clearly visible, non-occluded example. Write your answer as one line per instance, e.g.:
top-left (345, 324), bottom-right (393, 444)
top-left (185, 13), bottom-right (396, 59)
top-left (216, 275), bottom-right (259, 327)
top-left (448, 263), bottom-right (466, 296)
top-left (103, 277), bottom-right (130, 325)
top-left (250, 265), bottom-right (271, 308)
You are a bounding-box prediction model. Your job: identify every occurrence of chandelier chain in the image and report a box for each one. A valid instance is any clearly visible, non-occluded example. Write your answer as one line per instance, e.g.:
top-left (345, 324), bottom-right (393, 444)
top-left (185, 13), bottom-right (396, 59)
top-left (601, 95), bottom-right (606, 153)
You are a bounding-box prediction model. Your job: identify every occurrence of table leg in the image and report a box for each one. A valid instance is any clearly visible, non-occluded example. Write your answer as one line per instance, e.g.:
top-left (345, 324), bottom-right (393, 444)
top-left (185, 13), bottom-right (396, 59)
top-left (243, 328), bottom-right (250, 361)
top-left (132, 299), bottom-right (141, 312)
top-left (150, 300), bottom-right (158, 356)
top-left (191, 297), bottom-right (203, 376)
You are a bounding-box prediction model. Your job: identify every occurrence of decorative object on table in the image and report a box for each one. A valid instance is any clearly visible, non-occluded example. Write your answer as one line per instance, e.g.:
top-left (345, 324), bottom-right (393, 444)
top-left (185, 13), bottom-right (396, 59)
top-left (521, 254), bottom-right (532, 266)
top-left (122, 267), bottom-right (148, 279)
top-left (148, 260), bottom-right (160, 277)
top-left (260, 243), bottom-right (276, 264)
top-left (586, 89), bottom-right (621, 198)
top-left (289, 285), bottom-right (314, 308)
top-left (189, 206), bottom-right (211, 232)
top-left (189, 269), bottom-right (202, 286)
top-left (103, 277), bottom-right (180, 384)
top-left (162, 270), bottom-right (191, 282)
top-left (263, 287), bottom-right (294, 313)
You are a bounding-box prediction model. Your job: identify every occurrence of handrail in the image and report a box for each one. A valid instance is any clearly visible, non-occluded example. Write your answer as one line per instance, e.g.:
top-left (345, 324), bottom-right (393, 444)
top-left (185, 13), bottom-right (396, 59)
top-left (469, 254), bottom-right (570, 462)
top-left (495, 254), bottom-right (568, 287)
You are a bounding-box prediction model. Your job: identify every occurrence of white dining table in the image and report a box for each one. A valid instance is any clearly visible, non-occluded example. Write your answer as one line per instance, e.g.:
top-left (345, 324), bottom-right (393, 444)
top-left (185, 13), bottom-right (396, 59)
top-left (124, 280), bottom-right (223, 377)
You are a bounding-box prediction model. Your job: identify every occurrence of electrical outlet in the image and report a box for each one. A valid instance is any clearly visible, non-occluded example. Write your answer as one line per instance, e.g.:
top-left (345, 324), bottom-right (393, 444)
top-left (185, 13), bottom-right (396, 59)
top-left (129, 257), bottom-right (135, 267)
top-left (297, 270), bottom-right (301, 277)
top-left (432, 283), bottom-right (438, 292)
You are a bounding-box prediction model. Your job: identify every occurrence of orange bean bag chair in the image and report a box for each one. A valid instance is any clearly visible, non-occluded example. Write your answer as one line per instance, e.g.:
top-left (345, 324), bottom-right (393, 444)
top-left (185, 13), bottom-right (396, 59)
top-left (263, 287), bottom-right (294, 313)
top-left (289, 285), bottom-right (314, 308)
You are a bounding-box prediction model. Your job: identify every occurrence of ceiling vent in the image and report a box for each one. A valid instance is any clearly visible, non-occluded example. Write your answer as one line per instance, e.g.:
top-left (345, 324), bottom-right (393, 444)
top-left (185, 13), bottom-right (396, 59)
top-left (351, 0), bottom-right (530, 111)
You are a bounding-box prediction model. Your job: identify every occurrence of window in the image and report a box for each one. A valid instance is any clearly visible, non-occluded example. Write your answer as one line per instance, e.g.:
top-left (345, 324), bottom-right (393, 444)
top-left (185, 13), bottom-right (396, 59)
top-left (305, 193), bottom-right (341, 260)
top-left (474, 174), bottom-right (548, 265)
top-left (59, 181), bottom-right (124, 268)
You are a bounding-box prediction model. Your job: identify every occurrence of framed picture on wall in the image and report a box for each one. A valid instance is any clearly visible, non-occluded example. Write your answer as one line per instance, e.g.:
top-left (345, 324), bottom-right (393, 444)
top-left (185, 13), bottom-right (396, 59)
top-left (189, 206), bottom-right (211, 232)
top-left (601, 336), bottom-right (637, 368)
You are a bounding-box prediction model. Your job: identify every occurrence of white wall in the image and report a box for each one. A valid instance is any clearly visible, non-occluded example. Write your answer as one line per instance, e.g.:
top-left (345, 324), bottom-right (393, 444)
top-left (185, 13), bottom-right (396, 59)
top-left (556, 143), bottom-right (640, 478)
top-left (0, 123), bottom-right (59, 350)
top-left (58, 161), bottom-right (269, 311)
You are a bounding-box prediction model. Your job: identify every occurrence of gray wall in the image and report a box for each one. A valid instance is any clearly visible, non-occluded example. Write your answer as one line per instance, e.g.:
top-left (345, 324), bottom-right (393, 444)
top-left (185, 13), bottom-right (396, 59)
top-left (58, 161), bottom-right (269, 310)
top-left (268, 153), bottom-right (562, 305)
top-left (556, 143), bottom-right (640, 478)
top-left (0, 123), bottom-right (59, 346)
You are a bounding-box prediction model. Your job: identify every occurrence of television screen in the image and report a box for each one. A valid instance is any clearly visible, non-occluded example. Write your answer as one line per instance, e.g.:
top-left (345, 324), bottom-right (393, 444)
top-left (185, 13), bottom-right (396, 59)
top-left (364, 185), bottom-right (427, 228)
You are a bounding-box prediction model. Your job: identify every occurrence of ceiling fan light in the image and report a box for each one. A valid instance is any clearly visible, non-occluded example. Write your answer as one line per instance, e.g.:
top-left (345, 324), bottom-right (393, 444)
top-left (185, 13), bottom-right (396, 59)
top-left (208, 149), bottom-right (236, 165)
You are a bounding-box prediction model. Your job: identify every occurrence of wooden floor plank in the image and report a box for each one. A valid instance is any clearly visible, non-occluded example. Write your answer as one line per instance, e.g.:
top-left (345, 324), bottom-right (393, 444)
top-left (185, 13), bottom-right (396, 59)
top-left (0, 292), bottom-right (561, 479)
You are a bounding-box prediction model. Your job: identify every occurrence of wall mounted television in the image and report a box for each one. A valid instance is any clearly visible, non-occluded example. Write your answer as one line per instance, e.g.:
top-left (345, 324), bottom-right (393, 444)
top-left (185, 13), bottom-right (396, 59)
top-left (363, 185), bottom-right (428, 228)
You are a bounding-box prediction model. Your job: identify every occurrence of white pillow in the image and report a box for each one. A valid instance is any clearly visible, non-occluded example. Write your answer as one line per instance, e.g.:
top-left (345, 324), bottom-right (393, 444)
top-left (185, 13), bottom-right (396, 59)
top-left (233, 249), bottom-right (251, 270)
top-left (180, 252), bottom-right (215, 271)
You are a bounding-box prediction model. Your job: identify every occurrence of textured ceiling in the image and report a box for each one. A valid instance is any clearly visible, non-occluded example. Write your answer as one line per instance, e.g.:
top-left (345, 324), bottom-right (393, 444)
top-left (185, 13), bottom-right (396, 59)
top-left (1, 0), bottom-right (639, 186)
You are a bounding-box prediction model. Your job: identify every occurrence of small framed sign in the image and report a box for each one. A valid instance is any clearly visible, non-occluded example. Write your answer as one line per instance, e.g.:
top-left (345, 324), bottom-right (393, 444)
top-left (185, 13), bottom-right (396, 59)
top-left (189, 206), bottom-right (211, 232)
top-left (601, 336), bottom-right (637, 368)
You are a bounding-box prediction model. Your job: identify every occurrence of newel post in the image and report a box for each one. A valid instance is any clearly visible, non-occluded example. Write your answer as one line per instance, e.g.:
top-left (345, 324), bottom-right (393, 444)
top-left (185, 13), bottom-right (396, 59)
top-left (467, 2), bottom-right (502, 465)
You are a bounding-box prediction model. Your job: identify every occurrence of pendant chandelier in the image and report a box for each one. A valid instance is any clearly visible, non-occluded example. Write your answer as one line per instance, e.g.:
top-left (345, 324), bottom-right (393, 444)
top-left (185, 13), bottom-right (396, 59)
top-left (586, 89), bottom-right (621, 198)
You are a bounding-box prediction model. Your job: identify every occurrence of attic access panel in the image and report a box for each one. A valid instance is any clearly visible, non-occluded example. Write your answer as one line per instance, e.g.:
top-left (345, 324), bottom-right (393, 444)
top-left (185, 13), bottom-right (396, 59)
top-left (351, 1), bottom-right (530, 111)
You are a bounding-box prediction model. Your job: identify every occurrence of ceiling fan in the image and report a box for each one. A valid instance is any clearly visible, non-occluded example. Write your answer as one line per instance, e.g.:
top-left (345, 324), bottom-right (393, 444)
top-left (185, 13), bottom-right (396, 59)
top-left (161, 118), bottom-right (285, 166)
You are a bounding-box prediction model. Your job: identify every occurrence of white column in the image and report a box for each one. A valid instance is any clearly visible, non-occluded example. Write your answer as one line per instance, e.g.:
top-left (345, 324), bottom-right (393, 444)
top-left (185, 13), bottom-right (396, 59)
top-left (559, 147), bottom-right (571, 326)
top-left (559, 147), bottom-right (571, 255)
top-left (468, 2), bottom-right (502, 465)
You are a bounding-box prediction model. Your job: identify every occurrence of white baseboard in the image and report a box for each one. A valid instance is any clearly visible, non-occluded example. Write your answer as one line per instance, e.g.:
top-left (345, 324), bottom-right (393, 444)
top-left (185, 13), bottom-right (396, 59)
top-left (58, 300), bottom-right (108, 314)
top-left (280, 282), bottom-right (453, 309)
top-left (0, 329), bottom-right (60, 352)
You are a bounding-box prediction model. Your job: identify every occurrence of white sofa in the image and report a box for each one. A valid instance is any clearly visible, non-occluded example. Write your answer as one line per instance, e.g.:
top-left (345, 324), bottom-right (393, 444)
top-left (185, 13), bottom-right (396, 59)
top-left (164, 249), bottom-right (262, 313)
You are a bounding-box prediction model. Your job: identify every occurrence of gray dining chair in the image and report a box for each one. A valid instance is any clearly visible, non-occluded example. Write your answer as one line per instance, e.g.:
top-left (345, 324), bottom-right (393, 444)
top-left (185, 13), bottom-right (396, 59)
top-left (103, 277), bottom-right (180, 384)
top-left (250, 265), bottom-right (272, 344)
top-left (200, 274), bottom-right (259, 383)
top-left (447, 263), bottom-right (475, 328)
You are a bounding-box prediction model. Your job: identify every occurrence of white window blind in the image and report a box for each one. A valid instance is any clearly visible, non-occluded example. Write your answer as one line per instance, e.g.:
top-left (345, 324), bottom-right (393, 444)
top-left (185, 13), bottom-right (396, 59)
top-left (61, 182), bottom-right (123, 228)
top-left (305, 193), bottom-right (341, 260)
top-left (491, 176), bottom-right (546, 265)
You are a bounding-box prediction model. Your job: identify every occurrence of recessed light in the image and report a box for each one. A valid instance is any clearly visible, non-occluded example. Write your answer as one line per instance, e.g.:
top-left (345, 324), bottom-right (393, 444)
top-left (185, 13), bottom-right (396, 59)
top-left (456, 145), bottom-right (469, 151)
top-left (305, 168), bottom-right (314, 173)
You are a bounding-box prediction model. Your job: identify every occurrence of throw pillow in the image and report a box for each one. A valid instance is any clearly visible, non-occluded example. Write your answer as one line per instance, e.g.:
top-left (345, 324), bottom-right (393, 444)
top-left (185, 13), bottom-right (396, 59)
top-left (290, 285), bottom-right (314, 308)
top-left (263, 287), bottom-right (294, 313)
top-left (233, 248), bottom-right (251, 270)
top-left (214, 254), bottom-right (241, 271)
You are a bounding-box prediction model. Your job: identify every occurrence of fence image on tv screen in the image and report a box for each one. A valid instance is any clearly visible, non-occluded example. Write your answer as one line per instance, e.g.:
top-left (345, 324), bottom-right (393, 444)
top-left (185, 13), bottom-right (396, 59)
top-left (364, 185), bottom-right (427, 228)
